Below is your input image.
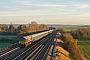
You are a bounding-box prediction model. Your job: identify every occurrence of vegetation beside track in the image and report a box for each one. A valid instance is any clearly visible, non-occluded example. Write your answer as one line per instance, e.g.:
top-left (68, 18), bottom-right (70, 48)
top-left (0, 43), bottom-right (12, 48)
top-left (78, 39), bottom-right (90, 60)
top-left (59, 25), bottom-right (90, 60)
top-left (0, 35), bottom-right (17, 48)
top-left (60, 33), bottom-right (85, 60)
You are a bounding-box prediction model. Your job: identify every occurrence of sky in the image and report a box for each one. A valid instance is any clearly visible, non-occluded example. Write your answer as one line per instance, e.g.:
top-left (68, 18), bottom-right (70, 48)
top-left (0, 0), bottom-right (90, 24)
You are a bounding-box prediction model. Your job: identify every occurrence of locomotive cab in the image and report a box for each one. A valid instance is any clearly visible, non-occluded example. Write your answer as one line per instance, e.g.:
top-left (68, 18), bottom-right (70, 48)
top-left (19, 36), bottom-right (32, 47)
top-left (19, 38), bottom-right (26, 47)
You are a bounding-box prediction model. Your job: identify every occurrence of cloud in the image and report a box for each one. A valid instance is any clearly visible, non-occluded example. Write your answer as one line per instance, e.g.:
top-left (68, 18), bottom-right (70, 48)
top-left (61, 13), bottom-right (80, 16)
top-left (21, 3), bottom-right (67, 11)
top-left (11, 0), bottom-right (31, 4)
top-left (0, 9), bottom-right (51, 16)
top-left (23, 3), bottom-right (66, 7)
top-left (74, 4), bottom-right (89, 8)
top-left (58, 9), bottom-right (77, 12)
top-left (0, 12), bottom-right (23, 16)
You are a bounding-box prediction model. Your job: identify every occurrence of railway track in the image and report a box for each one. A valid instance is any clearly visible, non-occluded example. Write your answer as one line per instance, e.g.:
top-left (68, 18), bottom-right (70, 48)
top-left (0, 30), bottom-right (57, 60)
top-left (0, 43), bottom-right (19, 57)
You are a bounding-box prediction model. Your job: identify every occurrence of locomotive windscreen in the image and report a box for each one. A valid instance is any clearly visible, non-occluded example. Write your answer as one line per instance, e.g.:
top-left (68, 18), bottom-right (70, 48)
top-left (19, 38), bottom-right (25, 42)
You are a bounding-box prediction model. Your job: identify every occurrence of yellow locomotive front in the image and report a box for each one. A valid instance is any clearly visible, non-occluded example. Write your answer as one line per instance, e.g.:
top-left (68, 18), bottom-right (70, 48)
top-left (19, 36), bottom-right (33, 47)
top-left (19, 38), bottom-right (26, 47)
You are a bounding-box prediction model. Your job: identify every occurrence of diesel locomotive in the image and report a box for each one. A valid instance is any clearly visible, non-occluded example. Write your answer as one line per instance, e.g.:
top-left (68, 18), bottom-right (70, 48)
top-left (19, 30), bottom-right (53, 47)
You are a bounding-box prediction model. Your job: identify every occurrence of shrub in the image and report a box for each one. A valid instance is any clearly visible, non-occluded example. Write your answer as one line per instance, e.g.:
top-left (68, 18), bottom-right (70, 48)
top-left (61, 33), bottom-right (85, 60)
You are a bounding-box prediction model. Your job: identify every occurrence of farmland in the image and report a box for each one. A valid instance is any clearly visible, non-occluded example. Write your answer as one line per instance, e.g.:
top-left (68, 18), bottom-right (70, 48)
top-left (0, 43), bottom-right (12, 48)
top-left (63, 25), bottom-right (89, 31)
top-left (78, 39), bottom-right (90, 60)
top-left (50, 24), bottom-right (90, 31)
top-left (0, 35), bottom-right (17, 40)
top-left (0, 35), bottom-right (18, 48)
top-left (61, 25), bottom-right (90, 60)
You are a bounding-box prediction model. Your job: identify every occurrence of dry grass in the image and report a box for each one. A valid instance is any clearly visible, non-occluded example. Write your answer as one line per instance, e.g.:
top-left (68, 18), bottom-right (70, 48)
top-left (55, 39), bottom-right (72, 60)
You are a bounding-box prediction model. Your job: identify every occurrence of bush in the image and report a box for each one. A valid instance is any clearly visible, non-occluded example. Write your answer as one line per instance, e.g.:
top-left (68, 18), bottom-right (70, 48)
top-left (61, 33), bottom-right (85, 60)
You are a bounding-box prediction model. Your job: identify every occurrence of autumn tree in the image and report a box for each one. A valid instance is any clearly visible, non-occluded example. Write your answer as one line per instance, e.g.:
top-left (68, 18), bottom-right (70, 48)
top-left (78, 29), bottom-right (84, 38)
top-left (61, 33), bottom-right (85, 60)
top-left (17, 24), bottom-right (27, 32)
top-left (8, 23), bottom-right (16, 32)
top-left (0, 27), bottom-right (2, 32)
top-left (70, 30), bottom-right (80, 39)
top-left (31, 21), bottom-right (39, 31)
top-left (27, 26), bottom-right (34, 33)
top-left (27, 21), bottom-right (39, 33)
top-left (39, 24), bottom-right (49, 31)
top-left (70, 27), bottom-right (90, 39)
top-left (58, 27), bottom-right (66, 34)
top-left (0, 24), bottom-right (8, 32)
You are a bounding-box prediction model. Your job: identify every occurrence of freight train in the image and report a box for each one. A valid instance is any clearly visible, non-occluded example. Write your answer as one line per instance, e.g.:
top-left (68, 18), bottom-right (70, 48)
top-left (19, 30), bottom-right (53, 47)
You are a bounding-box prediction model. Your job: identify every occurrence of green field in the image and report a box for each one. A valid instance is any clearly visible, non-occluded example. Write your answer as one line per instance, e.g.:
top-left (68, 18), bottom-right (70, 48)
top-left (53, 25), bottom-right (90, 31)
top-left (0, 35), bottom-right (17, 39)
top-left (61, 25), bottom-right (90, 60)
top-left (64, 26), bottom-right (79, 31)
top-left (0, 43), bottom-right (12, 48)
top-left (0, 35), bottom-right (18, 48)
top-left (78, 39), bottom-right (90, 60)
top-left (63, 25), bottom-right (90, 31)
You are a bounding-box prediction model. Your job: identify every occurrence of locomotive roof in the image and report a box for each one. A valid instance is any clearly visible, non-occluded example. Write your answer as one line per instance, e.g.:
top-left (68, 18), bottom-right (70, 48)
top-left (22, 30), bottom-right (53, 39)
top-left (23, 35), bottom-right (32, 39)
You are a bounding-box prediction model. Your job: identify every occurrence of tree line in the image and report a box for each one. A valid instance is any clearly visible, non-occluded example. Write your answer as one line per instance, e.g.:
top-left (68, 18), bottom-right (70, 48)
top-left (0, 21), bottom-right (49, 35)
top-left (61, 33), bottom-right (85, 60)
top-left (70, 27), bottom-right (90, 39)
top-left (58, 27), bottom-right (86, 60)
top-left (58, 26), bottom-right (90, 39)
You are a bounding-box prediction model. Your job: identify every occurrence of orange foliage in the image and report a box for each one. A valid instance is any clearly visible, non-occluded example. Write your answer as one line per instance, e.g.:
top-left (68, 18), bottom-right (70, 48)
top-left (61, 33), bottom-right (85, 60)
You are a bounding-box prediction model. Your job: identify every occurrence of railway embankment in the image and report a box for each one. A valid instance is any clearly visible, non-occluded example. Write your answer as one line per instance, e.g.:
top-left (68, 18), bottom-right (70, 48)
top-left (46, 38), bottom-right (72, 60)
top-left (47, 34), bottom-right (86, 60)
top-left (54, 39), bottom-right (72, 60)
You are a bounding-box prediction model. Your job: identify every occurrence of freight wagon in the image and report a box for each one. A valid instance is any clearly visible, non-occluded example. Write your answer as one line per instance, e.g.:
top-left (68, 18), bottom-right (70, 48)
top-left (19, 30), bottom-right (53, 47)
